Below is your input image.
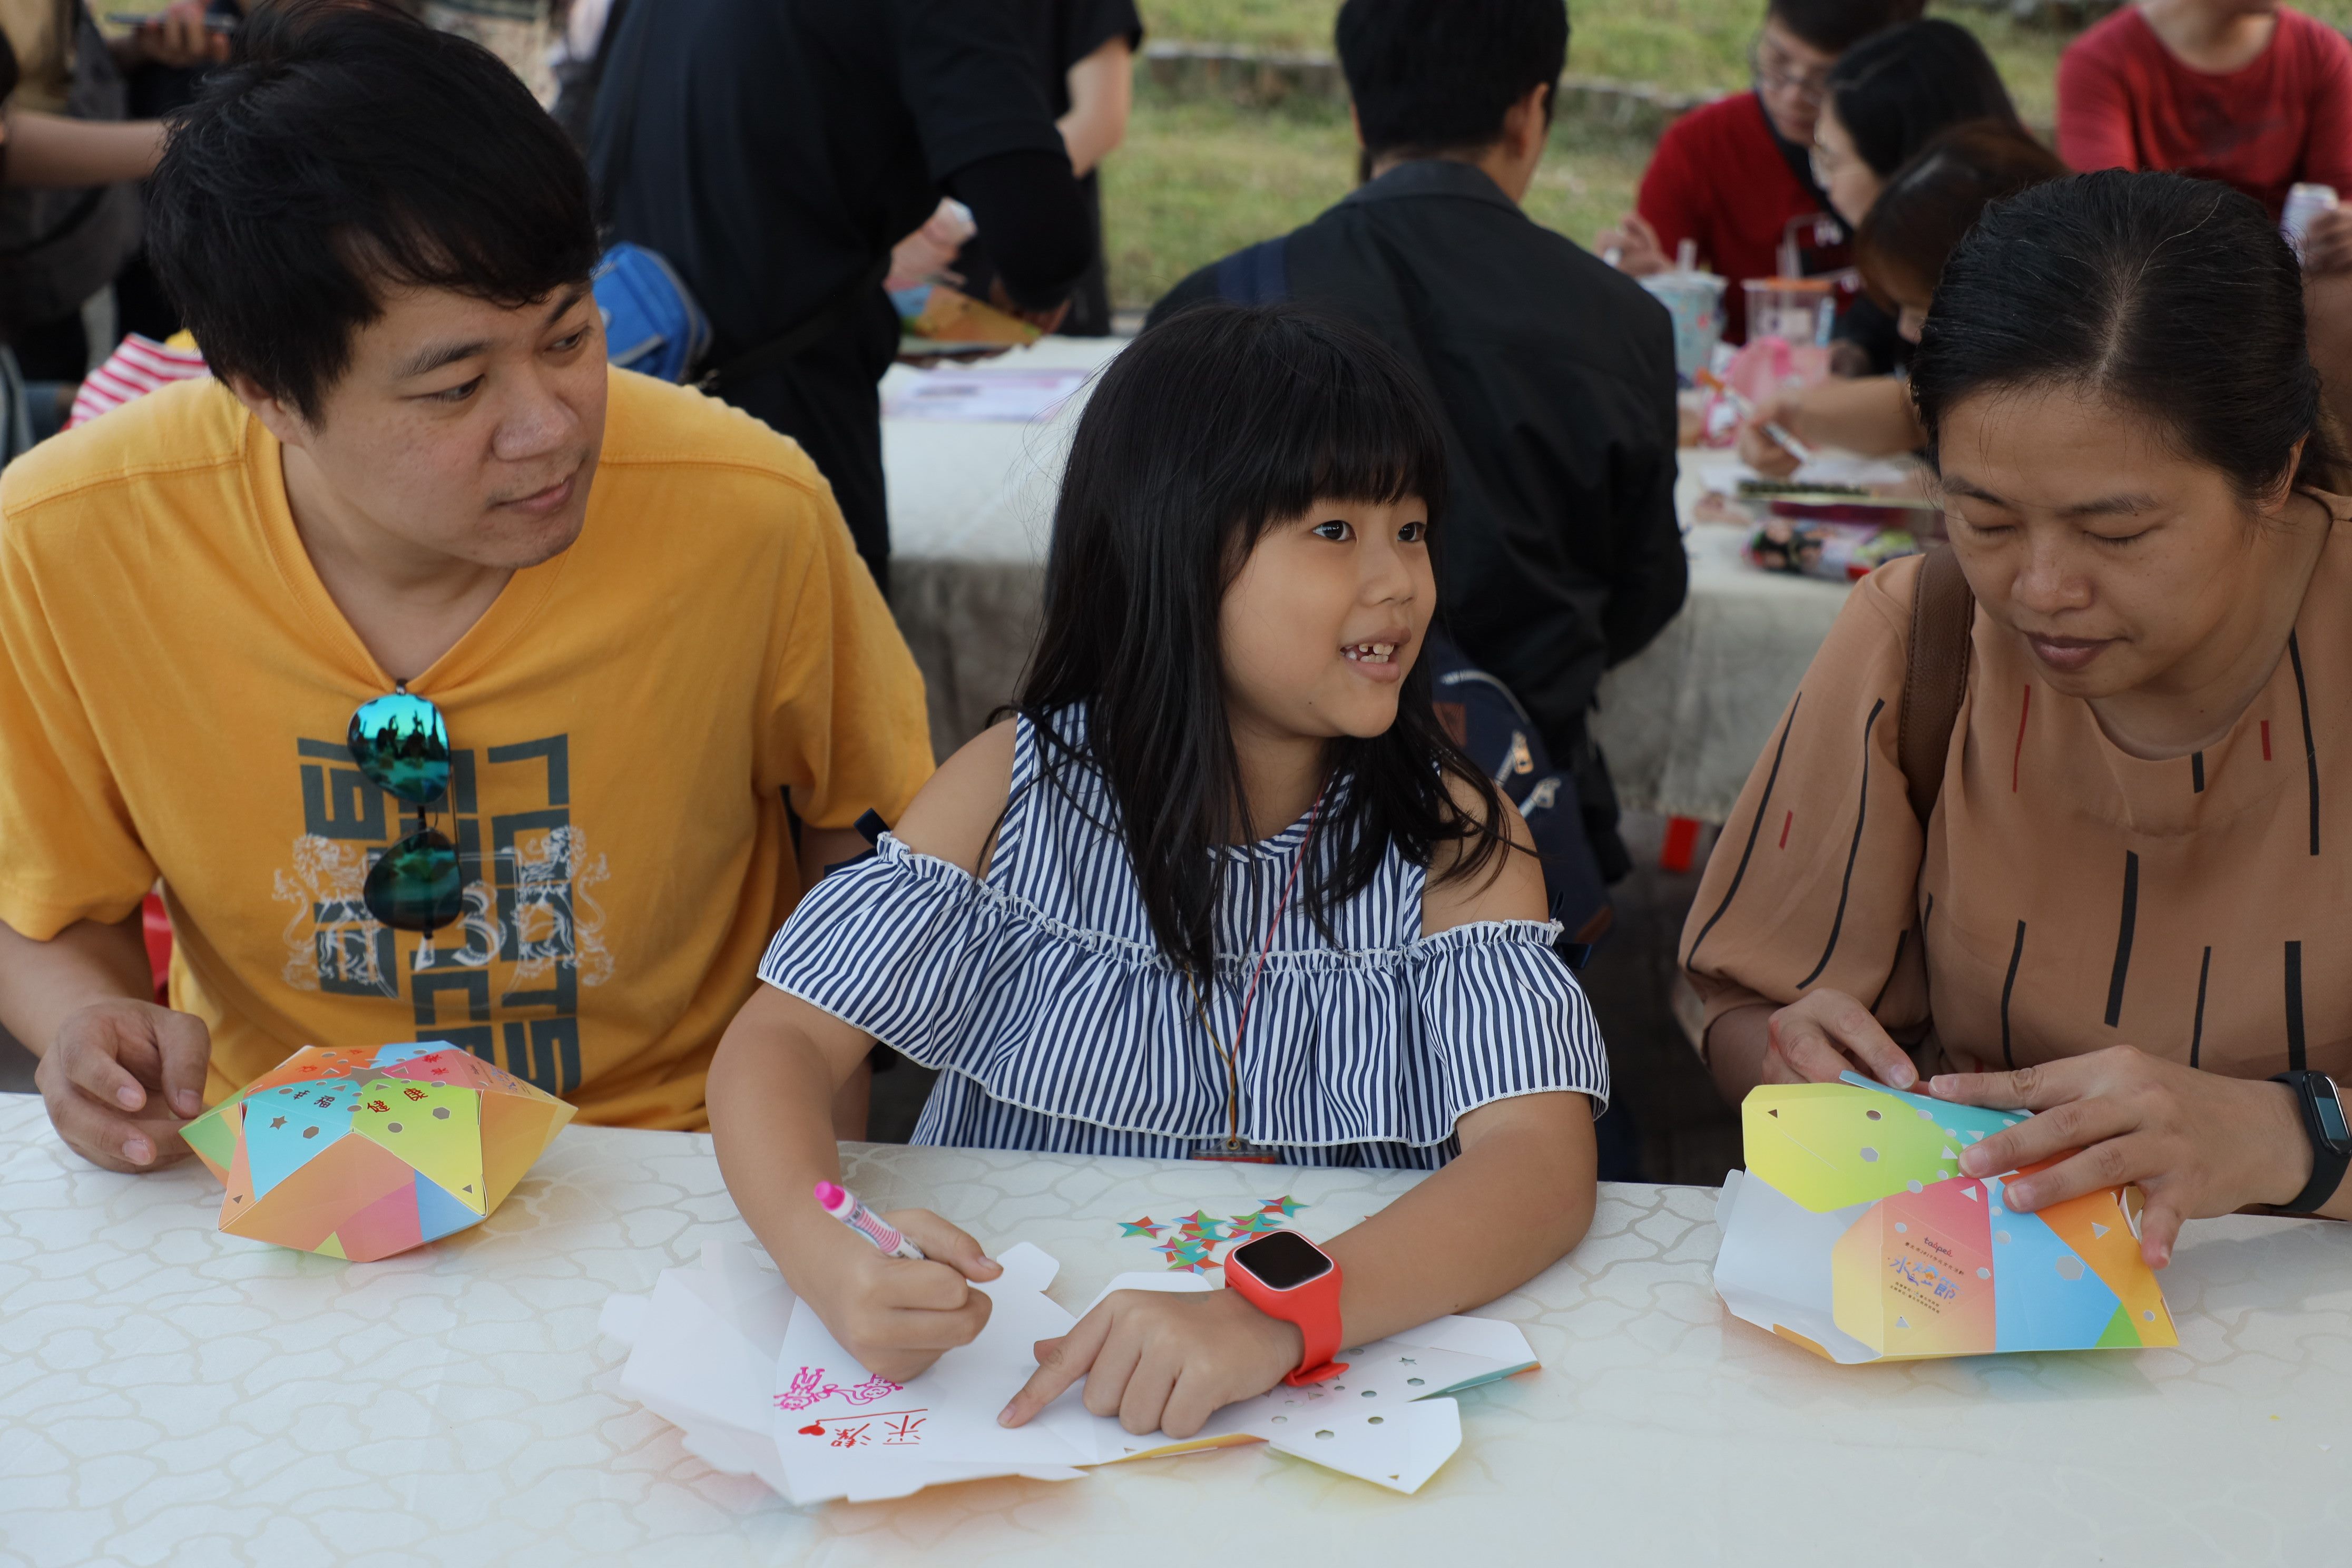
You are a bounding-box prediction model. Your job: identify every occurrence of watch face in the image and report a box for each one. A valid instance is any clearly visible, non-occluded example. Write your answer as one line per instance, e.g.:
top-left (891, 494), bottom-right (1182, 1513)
top-left (1232, 1229), bottom-right (1330, 1291)
top-left (2317, 1077), bottom-right (2351, 1148)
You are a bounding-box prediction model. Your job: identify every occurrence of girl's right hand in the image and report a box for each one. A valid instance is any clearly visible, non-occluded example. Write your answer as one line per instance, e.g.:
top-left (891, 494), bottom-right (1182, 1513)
top-left (812, 1209), bottom-right (1003, 1384)
top-left (1763, 989), bottom-right (1918, 1090)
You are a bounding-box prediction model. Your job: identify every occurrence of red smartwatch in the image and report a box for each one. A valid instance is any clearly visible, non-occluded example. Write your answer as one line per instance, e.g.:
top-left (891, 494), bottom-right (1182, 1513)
top-left (1223, 1229), bottom-right (1348, 1386)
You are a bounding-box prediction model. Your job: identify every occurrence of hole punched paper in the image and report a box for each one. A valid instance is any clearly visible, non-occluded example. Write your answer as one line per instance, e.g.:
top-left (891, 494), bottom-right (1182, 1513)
top-left (601, 1238), bottom-right (1539, 1503)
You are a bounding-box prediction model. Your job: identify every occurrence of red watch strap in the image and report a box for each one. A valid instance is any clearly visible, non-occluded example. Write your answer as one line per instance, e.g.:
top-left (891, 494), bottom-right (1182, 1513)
top-left (1227, 1234), bottom-right (1348, 1385)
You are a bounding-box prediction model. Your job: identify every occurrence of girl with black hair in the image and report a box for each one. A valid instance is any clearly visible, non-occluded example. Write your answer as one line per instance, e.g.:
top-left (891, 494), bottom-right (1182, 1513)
top-left (707, 305), bottom-right (1608, 1438)
top-left (1739, 120), bottom-right (2065, 474)
top-left (1690, 170), bottom-right (2352, 1268)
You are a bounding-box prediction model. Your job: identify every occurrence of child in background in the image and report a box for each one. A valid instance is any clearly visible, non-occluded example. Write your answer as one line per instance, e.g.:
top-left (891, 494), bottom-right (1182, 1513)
top-left (1596, 0), bottom-right (1917, 344)
top-left (1737, 122), bottom-right (2067, 475)
top-left (706, 304), bottom-right (1608, 1439)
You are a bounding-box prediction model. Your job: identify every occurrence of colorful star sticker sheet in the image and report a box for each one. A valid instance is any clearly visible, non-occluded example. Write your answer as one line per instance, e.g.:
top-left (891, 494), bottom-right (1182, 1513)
top-left (1713, 1074), bottom-right (2179, 1363)
top-left (1114, 1197), bottom-right (1310, 1271)
top-left (181, 1041), bottom-right (575, 1262)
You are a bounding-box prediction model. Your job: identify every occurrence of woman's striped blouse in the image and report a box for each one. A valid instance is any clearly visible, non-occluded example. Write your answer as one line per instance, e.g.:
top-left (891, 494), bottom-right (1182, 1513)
top-left (758, 708), bottom-right (1609, 1168)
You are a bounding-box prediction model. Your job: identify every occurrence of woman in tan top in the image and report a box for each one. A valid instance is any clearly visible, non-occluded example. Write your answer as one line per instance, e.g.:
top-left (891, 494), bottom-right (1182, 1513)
top-left (1687, 170), bottom-right (2352, 1266)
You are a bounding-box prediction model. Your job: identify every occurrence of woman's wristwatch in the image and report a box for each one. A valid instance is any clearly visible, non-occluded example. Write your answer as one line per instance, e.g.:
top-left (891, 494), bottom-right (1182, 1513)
top-left (2269, 1071), bottom-right (2352, 1214)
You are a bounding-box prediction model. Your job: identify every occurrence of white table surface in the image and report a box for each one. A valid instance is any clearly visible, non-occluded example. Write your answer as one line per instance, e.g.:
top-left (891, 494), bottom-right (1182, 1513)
top-left (6, 1091), bottom-right (2350, 1566)
top-left (882, 348), bottom-right (1850, 818)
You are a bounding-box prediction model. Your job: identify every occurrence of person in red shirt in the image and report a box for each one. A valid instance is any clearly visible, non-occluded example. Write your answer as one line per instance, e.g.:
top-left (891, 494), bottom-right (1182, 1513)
top-left (2058, 0), bottom-right (2352, 219)
top-left (1597, 0), bottom-right (1916, 342)
top-left (2060, 0), bottom-right (2352, 440)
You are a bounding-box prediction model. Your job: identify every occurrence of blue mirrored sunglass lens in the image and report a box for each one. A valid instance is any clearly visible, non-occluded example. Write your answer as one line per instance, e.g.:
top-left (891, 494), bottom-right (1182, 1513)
top-left (348, 691), bottom-right (450, 806)
top-left (362, 829), bottom-right (464, 933)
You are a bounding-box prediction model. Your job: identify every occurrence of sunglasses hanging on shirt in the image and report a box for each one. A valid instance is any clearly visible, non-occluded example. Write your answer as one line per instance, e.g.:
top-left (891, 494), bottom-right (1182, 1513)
top-left (346, 683), bottom-right (465, 934)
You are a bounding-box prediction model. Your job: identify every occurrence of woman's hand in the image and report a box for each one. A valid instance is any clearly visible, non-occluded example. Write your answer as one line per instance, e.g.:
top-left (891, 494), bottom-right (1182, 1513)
top-left (1760, 989), bottom-right (1919, 1087)
top-left (806, 1209), bottom-right (1002, 1384)
top-left (996, 1287), bottom-right (1301, 1439)
top-left (1737, 389), bottom-right (1810, 478)
top-left (1932, 1046), bottom-right (2312, 1268)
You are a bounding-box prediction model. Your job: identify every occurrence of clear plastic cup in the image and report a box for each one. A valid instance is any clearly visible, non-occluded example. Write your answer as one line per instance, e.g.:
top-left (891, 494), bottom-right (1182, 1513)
top-left (1742, 276), bottom-right (1837, 348)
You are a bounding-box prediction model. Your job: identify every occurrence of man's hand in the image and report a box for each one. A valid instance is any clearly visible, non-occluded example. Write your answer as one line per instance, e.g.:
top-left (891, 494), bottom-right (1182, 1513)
top-left (986, 277), bottom-right (1070, 337)
top-left (997, 1287), bottom-right (1300, 1439)
top-left (1934, 1046), bottom-right (2314, 1269)
top-left (1594, 211), bottom-right (1671, 277)
top-left (1761, 988), bottom-right (1918, 1088)
top-left (117, 2), bottom-right (231, 70)
top-left (34, 998), bottom-right (211, 1172)
top-left (807, 1209), bottom-right (1002, 1385)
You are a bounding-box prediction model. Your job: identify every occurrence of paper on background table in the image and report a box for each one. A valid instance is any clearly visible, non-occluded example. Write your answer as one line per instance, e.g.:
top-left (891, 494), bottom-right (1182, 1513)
top-left (1714, 1073), bottom-right (2179, 1361)
top-left (880, 367), bottom-right (1094, 423)
top-left (605, 1240), bottom-right (1538, 1504)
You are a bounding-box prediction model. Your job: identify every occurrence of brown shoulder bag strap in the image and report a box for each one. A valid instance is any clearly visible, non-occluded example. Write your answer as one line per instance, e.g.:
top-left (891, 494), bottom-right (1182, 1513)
top-left (1897, 545), bottom-right (1976, 826)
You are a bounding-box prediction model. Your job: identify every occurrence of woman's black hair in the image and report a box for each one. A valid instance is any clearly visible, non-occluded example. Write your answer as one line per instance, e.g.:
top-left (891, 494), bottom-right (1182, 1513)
top-left (1825, 18), bottom-right (2019, 178)
top-left (1854, 121), bottom-right (2069, 305)
top-left (1014, 303), bottom-right (1508, 977)
top-left (1912, 170), bottom-right (2346, 499)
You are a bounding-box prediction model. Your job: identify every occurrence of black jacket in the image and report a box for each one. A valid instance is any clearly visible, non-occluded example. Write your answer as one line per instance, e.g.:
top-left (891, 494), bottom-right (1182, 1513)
top-left (1149, 160), bottom-right (1688, 877)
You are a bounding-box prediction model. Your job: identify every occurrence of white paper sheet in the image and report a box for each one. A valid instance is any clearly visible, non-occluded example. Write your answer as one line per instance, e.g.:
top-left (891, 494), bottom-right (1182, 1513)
top-left (880, 368), bottom-right (1093, 423)
top-left (604, 1241), bottom-right (1539, 1504)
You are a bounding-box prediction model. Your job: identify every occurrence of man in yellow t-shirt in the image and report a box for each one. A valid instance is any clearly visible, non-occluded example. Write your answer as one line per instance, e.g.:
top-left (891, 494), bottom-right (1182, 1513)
top-left (0, 5), bottom-right (932, 1170)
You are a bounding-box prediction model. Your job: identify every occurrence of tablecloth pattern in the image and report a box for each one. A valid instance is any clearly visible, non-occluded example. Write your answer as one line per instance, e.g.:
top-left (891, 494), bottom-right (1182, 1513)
top-left (6, 1094), bottom-right (2350, 1566)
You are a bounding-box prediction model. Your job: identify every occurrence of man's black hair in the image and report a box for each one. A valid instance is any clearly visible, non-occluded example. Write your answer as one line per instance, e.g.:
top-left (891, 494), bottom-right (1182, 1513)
top-left (1769, 0), bottom-right (1915, 56)
top-left (1336, 0), bottom-right (1568, 162)
top-left (148, 0), bottom-right (600, 424)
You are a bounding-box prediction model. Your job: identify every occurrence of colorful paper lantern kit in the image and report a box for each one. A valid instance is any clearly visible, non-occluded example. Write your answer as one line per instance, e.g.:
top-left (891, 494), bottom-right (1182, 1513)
top-left (181, 1041), bottom-right (575, 1262)
top-left (1713, 1073), bottom-right (2179, 1363)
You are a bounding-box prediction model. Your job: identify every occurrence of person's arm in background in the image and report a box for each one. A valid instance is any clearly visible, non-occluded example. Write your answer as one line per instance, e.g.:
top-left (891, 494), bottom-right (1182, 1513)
top-left (897, 0), bottom-right (1092, 328)
top-left (1736, 376), bottom-right (1923, 477)
top-left (942, 150), bottom-right (1090, 327)
top-left (2, 111), bottom-right (164, 186)
top-left (1598, 121), bottom-right (1706, 276)
top-left (1057, 34), bottom-right (1131, 178)
top-left (2054, 36), bottom-right (2143, 173)
top-left (2283, 25), bottom-right (2352, 277)
top-left (110, 0), bottom-right (230, 72)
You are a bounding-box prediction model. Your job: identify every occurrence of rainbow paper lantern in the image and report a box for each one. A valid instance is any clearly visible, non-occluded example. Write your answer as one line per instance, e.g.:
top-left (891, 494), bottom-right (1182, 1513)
top-left (1715, 1075), bottom-right (2179, 1361)
top-left (181, 1041), bottom-right (575, 1262)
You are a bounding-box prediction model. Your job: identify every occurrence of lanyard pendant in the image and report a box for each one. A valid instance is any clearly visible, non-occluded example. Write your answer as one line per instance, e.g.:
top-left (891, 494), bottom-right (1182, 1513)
top-left (1191, 1136), bottom-right (1282, 1164)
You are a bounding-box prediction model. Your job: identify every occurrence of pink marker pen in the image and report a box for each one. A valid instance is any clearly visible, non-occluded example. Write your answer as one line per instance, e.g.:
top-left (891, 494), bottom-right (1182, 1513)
top-left (813, 1179), bottom-right (927, 1261)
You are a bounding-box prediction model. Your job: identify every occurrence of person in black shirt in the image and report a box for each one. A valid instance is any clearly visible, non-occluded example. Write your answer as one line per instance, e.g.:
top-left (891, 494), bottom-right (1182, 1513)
top-left (589, 0), bottom-right (1092, 590)
top-left (949, 0), bottom-right (1141, 338)
top-left (1148, 0), bottom-right (1687, 887)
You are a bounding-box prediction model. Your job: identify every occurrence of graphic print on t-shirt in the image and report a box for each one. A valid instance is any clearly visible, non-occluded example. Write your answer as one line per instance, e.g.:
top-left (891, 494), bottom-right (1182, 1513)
top-left (270, 732), bottom-right (611, 1097)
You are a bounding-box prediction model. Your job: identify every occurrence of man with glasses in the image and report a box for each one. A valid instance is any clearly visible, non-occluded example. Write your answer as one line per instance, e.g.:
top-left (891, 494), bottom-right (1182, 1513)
top-left (0, 3), bottom-right (933, 1172)
top-left (1596, 0), bottom-right (1915, 342)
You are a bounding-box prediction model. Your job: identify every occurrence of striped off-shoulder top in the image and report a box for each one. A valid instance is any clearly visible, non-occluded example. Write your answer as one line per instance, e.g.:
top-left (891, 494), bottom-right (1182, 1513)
top-left (757, 707), bottom-right (1609, 1168)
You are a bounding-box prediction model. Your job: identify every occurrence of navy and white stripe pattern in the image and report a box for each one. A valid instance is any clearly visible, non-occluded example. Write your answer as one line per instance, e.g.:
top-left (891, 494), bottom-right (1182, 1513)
top-left (759, 708), bottom-right (1609, 1168)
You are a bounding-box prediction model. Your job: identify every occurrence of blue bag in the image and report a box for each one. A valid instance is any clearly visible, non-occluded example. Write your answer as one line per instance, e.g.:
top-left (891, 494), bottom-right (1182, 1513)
top-left (592, 242), bottom-right (711, 384)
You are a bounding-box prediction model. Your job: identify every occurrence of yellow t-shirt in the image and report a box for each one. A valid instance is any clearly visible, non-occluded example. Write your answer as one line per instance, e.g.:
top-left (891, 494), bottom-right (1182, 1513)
top-left (0, 368), bottom-right (933, 1128)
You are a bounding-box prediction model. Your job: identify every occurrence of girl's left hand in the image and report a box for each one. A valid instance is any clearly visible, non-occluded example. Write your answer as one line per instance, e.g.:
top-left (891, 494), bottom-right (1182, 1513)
top-left (1930, 1045), bottom-right (2312, 1268)
top-left (996, 1287), bottom-right (1302, 1438)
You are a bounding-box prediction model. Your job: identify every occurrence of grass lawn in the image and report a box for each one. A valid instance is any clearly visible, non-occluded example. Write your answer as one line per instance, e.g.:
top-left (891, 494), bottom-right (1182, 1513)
top-left (1108, 0), bottom-right (2095, 309)
top-left (1104, 101), bottom-right (1648, 306)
